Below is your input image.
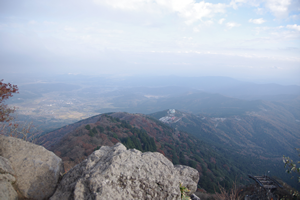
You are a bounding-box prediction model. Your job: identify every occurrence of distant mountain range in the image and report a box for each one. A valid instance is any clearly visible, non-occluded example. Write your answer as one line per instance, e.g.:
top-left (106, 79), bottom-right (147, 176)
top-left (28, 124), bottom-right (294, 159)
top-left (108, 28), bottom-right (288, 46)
top-left (104, 76), bottom-right (300, 101)
top-left (97, 90), bottom-right (300, 118)
top-left (7, 76), bottom-right (300, 131)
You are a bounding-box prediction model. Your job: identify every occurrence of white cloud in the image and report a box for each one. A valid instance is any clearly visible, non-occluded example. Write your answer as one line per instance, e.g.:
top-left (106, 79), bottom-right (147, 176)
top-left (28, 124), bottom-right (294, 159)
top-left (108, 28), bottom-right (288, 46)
top-left (230, 0), bottom-right (262, 9)
top-left (219, 18), bottom-right (225, 24)
top-left (95, 0), bottom-right (150, 11)
top-left (230, 0), bottom-right (294, 18)
top-left (264, 0), bottom-right (292, 18)
top-left (64, 26), bottom-right (77, 32)
top-left (177, 1), bottom-right (226, 25)
top-left (249, 18), bottom-right (266, 24)
top-left (183, 36), bottom-right (193, 40)
top-left (230, 0), bottom-right (249, 9)
top-left (290, 14), bottom-right (300, 20)
top-left (226, 22), bottom-right (241, 28)
top-left (204, 20), bottom-right (214, 26)
top-left (95, 0), bottom-right (227, 24)
top-left (43, 21), bottom-right (56, 25)
top-left (255, 7), bottom-right (265, 15)
top-left (28, 20), bottom-right (37, 25)
top-left (286, 24), bottom-right (300, 31)
top-left (254, 25), bottom-right (300, 41)
top-left (193, 27), bottom-right (200, 32)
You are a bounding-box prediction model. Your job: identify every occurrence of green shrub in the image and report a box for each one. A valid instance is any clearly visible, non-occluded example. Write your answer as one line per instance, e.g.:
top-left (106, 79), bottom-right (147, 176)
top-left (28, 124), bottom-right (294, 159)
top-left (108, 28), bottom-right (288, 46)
top-left (180, 183), bottom-right (191, 200)
top-left (97, 126), bottom-right (104, 133)
top-left (85, 124), bottom-right (91, 130)
top-left (113, 132), bottom-right (118, 139)
top-left (94, 146), bottom-right (101, 151)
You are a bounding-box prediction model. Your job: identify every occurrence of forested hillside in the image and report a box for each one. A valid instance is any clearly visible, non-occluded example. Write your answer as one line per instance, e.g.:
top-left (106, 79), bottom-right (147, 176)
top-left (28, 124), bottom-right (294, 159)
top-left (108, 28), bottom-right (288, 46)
top-left (39, 112), bottom-right (253, 193)
top-left (150, 108), bottom-right (300, 190)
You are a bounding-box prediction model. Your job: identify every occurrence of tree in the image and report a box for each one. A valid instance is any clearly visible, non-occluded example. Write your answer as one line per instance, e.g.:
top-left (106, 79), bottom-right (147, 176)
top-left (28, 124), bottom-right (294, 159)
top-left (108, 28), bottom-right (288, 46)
top-left (188, 160), bottom-right (197, 169)
top-left (283, 148), bottom-right (300, 183)
top-left (85, 124), bottom-right (91, 130)
top-left (172, 151), bottom-right (179, 165)
top-left (97, 125), bottom-right (105, 133)
top-left (0, 79), bottom-right (18, 122)
top-left (0, 80), bottom-right (36, 142)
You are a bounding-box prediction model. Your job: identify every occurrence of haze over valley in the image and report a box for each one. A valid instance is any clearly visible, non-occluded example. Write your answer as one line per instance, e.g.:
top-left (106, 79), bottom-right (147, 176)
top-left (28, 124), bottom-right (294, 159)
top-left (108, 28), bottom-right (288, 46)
top-left (3, 74), bottom-right (299, 191)
top-left (6, 75), bottom-right (300, 132)
top-left (1, 0), bottom-right (300, 197)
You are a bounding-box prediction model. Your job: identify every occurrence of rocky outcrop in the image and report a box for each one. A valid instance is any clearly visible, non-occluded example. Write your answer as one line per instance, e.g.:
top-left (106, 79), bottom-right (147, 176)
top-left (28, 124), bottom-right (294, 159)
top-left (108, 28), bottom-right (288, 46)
top-left (0, 156), bottom-right (18, 200)
top-left (0, 135), bottom-right (200, 200)
top-left (0, 135), bottom-right (64, 200)
top-left (50, 143), bottom-right (199, 200)
top-left (175, 165), bottom-right (199, 196)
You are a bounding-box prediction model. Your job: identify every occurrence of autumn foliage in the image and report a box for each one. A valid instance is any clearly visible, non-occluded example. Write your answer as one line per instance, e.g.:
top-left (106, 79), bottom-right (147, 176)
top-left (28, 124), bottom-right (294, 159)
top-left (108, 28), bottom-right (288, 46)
top-left (0, 79), bottom-right (18, 122)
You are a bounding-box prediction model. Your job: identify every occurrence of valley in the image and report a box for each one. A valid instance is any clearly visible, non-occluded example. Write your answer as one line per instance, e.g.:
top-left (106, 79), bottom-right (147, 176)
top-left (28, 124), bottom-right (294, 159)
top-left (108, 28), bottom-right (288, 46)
top-left (4, 75), bottom-right (300, 193)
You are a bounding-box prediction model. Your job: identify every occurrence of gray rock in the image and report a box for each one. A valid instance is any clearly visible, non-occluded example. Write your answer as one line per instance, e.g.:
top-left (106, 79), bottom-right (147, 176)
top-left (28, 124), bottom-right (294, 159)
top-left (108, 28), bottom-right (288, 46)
top-left (50, 143), bottom-right (199, 200)
top-left (175, 165), bottom-right (199, 196)
top-left (190, 193), bottom-right (201, 200)
top-left (0, 135), bottom-right (64, 200)
top-left (0, 156), bottom-right (18, 200)
top-left (0, 156), bottom-right (15, 176)
top-left (0, 174), bottom-right (18, 200)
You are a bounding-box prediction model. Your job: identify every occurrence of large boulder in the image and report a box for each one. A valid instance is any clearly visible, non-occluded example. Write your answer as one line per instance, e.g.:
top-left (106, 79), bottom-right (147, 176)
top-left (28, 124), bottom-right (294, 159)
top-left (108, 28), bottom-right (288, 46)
top-left (0, 135), bottom-right (64, 200)
top-left (175, 165), bottom-right (199, 196)
top-left (50, 143), bottom-right (199, 200)
top-left (0, 156), bottom-right (18, 200)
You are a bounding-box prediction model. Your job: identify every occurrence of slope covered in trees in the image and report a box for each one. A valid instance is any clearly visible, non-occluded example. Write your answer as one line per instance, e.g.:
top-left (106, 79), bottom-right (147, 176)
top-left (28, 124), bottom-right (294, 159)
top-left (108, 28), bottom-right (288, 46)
top-left (150, 108), bottom-right (300, 190)
top-left (39, 112), bottom-right (252, 193)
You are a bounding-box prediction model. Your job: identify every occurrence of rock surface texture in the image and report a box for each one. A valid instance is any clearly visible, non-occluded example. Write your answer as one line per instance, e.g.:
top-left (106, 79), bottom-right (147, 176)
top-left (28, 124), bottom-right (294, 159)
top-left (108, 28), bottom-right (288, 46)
top-left (0, 135), bottom-right (64, 200)
top-left (0, 156), bottom-right (18, 200)
top-left (50, 143), bottom-right (199, 200)
top-left (190, 193), bottom-right (201, 200)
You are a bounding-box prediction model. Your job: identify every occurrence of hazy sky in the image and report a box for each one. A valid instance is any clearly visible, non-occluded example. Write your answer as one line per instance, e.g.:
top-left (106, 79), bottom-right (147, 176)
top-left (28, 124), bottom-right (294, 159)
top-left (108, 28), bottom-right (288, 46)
top-left (0, 0), bottom-right (299, 84)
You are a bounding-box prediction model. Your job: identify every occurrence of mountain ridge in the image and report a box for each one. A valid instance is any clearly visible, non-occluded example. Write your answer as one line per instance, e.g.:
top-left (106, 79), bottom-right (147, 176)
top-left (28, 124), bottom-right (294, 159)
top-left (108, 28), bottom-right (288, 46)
top-left (150, 108), bottom-right (300, 189)
top-left (38, 112), bottom-right (253, 193)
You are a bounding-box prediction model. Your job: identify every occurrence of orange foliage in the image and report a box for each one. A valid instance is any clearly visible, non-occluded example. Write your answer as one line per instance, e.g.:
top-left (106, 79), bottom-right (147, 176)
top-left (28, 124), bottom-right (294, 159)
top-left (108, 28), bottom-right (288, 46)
top-left (100, 133), bottom-right (107, 140)
top-left (210, 157), bottom-right (216, 164)
top-left (111, 137), bottom-right (119, 144)
top-left (127, 132), bottom-right (133, 136)
top-left (0, 79), bottom-right (18, 122)
top-left (157, 149), bottom-right (165, 156)
top-left (82, 142), bottom-right (93, 150)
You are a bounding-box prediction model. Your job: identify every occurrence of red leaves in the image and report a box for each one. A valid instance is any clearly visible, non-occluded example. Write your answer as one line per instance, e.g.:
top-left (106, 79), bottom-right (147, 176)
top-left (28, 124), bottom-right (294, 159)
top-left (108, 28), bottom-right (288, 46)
top-left (157, 149), bottom-right (165, 156)
top-left (110, 137), bottom-right (119, 144)
top-left (0, 79), bottom-right (19, 122)
top-left (0, 79), bottom-right (18, 103)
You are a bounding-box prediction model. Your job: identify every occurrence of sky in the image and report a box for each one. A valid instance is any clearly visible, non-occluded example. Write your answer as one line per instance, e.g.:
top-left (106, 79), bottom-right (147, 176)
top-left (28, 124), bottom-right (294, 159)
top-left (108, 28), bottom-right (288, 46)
top-left (0, 0), bottom-right (299, 85)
